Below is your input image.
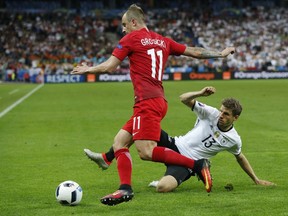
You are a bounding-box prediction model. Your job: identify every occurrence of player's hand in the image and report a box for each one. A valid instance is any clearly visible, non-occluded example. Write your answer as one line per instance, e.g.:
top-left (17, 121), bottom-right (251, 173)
top-left (255, 179), bottom-right (276, 186)
top-left (71, 62), bottom-right (90, 74)
top-left (201, 86), bottom-right (216, 96)
top-left (221, 47), bottom-right (236, 57)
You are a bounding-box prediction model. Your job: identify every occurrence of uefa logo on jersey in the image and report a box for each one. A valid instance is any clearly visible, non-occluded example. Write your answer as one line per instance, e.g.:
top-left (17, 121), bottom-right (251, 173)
top-left (116, 44), bottom-right (123, 49)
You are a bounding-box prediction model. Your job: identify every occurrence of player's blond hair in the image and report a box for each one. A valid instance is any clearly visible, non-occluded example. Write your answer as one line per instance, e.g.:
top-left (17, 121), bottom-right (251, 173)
top-left (125, 4), bottom-right (145, 24)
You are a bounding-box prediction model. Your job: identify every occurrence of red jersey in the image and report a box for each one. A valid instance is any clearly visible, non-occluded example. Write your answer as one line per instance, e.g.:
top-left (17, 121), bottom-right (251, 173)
top-left (112, 28), bottom-right (186, 103)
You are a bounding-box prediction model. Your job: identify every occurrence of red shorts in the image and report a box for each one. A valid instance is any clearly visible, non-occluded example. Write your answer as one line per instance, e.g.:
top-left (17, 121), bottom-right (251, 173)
top-left (122, 97), bottom-right (167, 141)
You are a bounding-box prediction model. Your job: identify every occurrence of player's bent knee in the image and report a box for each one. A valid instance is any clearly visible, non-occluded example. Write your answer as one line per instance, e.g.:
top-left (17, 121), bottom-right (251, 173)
top-left (156, 176), bottom-right (178, 193)
top-left (156, 183), bottom-right (176, 193)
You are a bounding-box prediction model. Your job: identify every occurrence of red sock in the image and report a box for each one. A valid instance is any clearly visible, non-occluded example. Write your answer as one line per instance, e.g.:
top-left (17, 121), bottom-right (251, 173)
top-left (152, 146), bottom-right (195, 169)
top-left (102, 153), bottom-right (112, 165)
top-left (115, 148), bottom-right (132, 186)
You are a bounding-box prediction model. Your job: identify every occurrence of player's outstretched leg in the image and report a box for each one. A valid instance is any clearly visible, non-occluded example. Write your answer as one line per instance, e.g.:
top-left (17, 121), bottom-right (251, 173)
top-left (84, 149), bottom-right (110, 170)
top-left (194, 159), bottom-right (212, 193)
top-left (100, 189), bottom-right (134, 206)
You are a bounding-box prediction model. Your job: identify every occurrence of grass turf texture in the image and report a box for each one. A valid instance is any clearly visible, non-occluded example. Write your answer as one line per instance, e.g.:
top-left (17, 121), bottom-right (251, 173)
top-left (0, 80), bottom-right (287, 216)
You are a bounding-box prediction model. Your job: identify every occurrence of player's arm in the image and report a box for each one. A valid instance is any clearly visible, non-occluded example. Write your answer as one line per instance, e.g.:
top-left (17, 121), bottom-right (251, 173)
top-left (71, 55), bottom-right (121, 74)
top-left (183, 46), bottom-right (235, 59)
top-left (179, 86), bottom-right (216, 108)
top-left (235, 153), bottom-right (276, 186)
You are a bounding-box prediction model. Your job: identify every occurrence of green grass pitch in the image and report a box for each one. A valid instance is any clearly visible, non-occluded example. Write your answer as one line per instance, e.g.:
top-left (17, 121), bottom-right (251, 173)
top-left (0, 80), bottom-right (287, 216)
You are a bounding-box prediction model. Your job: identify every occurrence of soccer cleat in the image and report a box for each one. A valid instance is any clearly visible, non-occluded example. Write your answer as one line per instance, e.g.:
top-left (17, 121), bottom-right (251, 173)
top-left (194, 159), bottom-right (212, 193)
top-left (100, 189), bottom-right (134, 206)
top-left (148, 180), bottom-right (159, 188)
top-left (84, 148), bottom-right (110, 170)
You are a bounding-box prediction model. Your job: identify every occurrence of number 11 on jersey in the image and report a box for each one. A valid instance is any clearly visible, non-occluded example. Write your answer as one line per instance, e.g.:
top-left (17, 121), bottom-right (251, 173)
top-left (147, 48), bottom-right (163, 81)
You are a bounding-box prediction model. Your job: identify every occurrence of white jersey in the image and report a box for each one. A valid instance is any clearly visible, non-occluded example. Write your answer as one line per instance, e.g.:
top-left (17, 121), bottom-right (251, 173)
top-left (175, 101), bottom-right (242, 160)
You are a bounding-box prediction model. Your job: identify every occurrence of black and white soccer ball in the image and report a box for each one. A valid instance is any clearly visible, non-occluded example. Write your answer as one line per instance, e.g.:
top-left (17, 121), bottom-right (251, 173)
top-left (55, 180), bottom-right (83, 206)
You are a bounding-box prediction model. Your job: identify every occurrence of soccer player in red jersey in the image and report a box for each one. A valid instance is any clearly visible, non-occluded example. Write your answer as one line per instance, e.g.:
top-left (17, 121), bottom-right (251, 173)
top-left (72, 4), bottom-right (235, 206)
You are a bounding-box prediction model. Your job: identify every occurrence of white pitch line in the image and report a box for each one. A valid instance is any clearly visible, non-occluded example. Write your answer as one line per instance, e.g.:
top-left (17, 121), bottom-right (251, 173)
top-left (0, 83), bottom-right (44, 119)
top-left (9, 89), bottom-right (19, 95)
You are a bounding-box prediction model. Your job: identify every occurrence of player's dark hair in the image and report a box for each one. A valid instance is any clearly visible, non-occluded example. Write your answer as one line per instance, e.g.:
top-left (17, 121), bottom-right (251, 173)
top-left (222, 98), bottom-right (242, 116)
top-left (126, 4), bottom-right (145, 24)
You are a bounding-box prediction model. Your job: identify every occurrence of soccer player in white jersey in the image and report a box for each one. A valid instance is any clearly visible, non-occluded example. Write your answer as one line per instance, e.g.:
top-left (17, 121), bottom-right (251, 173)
top-left (84, 86), bottom-right (275, 192)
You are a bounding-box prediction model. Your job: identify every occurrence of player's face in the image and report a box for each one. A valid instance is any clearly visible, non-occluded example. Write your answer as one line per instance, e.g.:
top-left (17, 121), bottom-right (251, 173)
top-left (217, 105), bottom-right (238, 131)
top-left (121, 13), bottom-right (133, 35)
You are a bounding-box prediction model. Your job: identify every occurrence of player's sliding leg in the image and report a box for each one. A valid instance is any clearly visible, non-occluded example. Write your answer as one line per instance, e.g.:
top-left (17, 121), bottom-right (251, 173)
top-left (150, 146), bottom-right (212, 193)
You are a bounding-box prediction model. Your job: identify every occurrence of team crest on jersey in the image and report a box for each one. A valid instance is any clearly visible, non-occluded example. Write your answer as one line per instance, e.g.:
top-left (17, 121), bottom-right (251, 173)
top-left (214, 131), bottom-right (220, 138)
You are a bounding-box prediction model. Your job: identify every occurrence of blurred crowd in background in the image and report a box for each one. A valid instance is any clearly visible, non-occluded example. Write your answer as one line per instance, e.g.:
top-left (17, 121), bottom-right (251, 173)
top-left (1, 0), bottom-right (287, 82)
